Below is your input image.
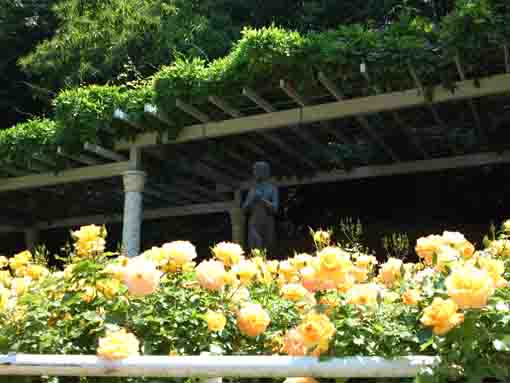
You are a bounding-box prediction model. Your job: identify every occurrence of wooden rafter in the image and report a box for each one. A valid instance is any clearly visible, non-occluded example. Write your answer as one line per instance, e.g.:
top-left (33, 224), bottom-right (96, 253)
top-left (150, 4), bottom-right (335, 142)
top-left (84, 143), bottom-right (126, 162)
top-left (320, 71), bottom-right (401, 162)
top-left (242, 87), bottom-right (319, 170)
top-left (358, 68), bottom-right (427, 159)
top-left (116, 73), bottom-right (510, 151)
top-left (176, 99), bottom-right (210, 123)
top-left (57, 147), bottom-right (101, 166)
top-left (407, 64), bottom-right (457, 154)
top-left (279, 79), bottom-right (345, 166)
top-left (208, 96), bottom-right (242, 118)
top-left (454, 55), bottom-right (485, 142)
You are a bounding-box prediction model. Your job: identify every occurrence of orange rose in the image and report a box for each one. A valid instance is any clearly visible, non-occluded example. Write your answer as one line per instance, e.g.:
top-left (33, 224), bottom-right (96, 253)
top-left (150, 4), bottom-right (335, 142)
top-left (237, 303), bottom-right (270, 337)
top-left (445, 265), bottom-right (494, 309)
top-left (421, 297), bottom-right (464, 335)
top-left (402, 289), bottom-right (421, 305)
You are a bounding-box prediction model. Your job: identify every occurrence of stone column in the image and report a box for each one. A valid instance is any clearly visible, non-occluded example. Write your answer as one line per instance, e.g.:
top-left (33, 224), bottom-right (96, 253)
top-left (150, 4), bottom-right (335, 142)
top-left (122, 170), bottom-right (146, 257)
top-left (24, 228), bottom-right (40, 252)
top-left (230, 191), bottom-right (245, 246)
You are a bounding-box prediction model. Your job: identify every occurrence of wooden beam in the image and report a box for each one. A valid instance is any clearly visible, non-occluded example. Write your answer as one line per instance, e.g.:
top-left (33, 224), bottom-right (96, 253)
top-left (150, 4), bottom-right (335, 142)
top-left (407, 64), bottom-right (456, 153)
top-left (360, 69), bottom-right (427, 159)
top-left (84, 143), bottom-right (126, 162)
top-left (454, 55), bottom-right (485, 142)
top-left (279, 80), bottom-right (307, 107)
top-left (57, 147), bottom-right (101, 166)
top-left (116, 73), bottom-right (510, 150)
top-left (242, 87), bottom-right (275, 113)
top-left (208, 96), bottom-right (242, 118)
top-left (321, 71), bottom-right (401, 162)
top-left (241, 87), bottom-right (319, 169)
top-left (504, 46), bottom-right (510, 73)
top-left (176, 99), bottom-right (210, 123)
top-left (1, 166), bottom-right (29, 177)
top-left (26, 202), bottom-right (233, 232)
top-left (221, 150), bottom-right (510, 190)
top-left (0, 161), bottom-right (131, 193)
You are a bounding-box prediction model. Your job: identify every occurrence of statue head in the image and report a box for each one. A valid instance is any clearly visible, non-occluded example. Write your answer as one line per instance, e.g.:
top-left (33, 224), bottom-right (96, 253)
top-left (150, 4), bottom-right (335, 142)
top-left (253, 161), bottom-right (271, 181)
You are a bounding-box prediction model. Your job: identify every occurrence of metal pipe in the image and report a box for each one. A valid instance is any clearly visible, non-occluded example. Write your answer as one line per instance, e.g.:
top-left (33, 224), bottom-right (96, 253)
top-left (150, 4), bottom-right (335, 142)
top-left (0, 354), bottom-right (439, 378)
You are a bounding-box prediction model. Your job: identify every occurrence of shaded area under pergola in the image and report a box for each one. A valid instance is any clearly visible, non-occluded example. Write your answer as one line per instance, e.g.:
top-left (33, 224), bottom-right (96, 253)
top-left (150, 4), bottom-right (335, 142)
top-left (2, 52), bottom-right (510, 254)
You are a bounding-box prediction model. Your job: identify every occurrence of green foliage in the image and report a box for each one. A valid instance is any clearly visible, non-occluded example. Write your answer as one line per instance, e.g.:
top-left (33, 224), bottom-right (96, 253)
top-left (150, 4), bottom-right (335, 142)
top-left (0, 118), bottom-right (58, 168)
top-left (2, 0), bottom-right (510, 168)
top-left (18, 0), bottom-right (239, 90)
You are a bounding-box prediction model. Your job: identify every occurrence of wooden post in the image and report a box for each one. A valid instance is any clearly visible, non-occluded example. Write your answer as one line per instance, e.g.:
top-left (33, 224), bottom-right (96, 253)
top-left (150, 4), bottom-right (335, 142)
top-left (24, 228), bottom-right (40, 252)
top-left (230, 191), bottom-right (245, 246)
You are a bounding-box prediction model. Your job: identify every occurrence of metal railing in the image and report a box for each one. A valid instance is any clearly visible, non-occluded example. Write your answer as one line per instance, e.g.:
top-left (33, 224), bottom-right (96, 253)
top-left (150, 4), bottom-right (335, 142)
top-left (0, 354), bottom-right (439, 378)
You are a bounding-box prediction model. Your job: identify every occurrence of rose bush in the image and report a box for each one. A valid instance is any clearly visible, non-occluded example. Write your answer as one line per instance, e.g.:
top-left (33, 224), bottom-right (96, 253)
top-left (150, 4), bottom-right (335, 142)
top-left (0, 221), bottom-right (509, 383)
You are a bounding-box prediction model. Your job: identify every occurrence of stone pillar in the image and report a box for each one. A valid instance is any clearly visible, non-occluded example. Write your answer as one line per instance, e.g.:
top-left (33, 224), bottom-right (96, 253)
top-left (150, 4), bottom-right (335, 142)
top-left (24, 228), bottom-right (40, 252)
top-left (230, 191), bottom-right (245, 246)
top-left (122, 170), bottom-right (146, 257)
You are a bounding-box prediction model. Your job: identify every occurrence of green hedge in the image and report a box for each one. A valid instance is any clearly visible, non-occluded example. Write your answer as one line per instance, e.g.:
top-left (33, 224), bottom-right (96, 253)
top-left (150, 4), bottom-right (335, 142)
top-left (1, 0), bottom-right (508, 169)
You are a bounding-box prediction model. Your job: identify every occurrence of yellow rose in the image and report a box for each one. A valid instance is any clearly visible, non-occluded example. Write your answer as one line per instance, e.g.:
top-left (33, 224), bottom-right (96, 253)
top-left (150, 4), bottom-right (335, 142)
top-left (237, 303), bottom-right (271, 337)
top-left (292, 253), bottom-right (313, 269)
top-left (319, 295), bottom-right (340, 315)
top-left (356, 254), bottom-right (377, 269)
top-left (435, 245), bottom-right (460, 272)
top-left (488, 239), bottom-right (510, 257)
top-left (312, 229), bottom-right (331, 248)
top-left (72, 225), bottom-right (106, 258)
top-left (162, 241), bottom-right (197, 267)
top-left (284, 378), bottom-right (319, 383)
top-left (97, 329), bottom-right (140, 360)
top-left (445, 265), bottom-right (494, 309)
top-left (347, 283), bottom-right (380, 306)
top-left (317, 247), bottom-right (351, 272)
top-left (0, 270), bottom-right (12, 287)
top-left (204, 310), bottom-right (227, 332)
top-left (141, 247), bottom-right (168, 265)
top-left (478, 257), bottom-right (507, 288)
top-left (281, 283), bottom-right (308, 301)
top-left (421, 297), bottom-right (464, 335)
top-left (96, 279), bottom-right (121, 299)
top-left (266, 260), bottom-right (279, 274)
top-left (503, 219), bottom-right (510, 232)
top-left (402, 289), bottom-right (421, 305)
top-left (0, 256), bottom-right (9, 269)
top-left (11, 277), bottom-right (30, 296)
top-left (442, 231), bottom-right (467, 248)
top-left (279, 260), bottom-right (299, 283)
top-left (104, 263), bottom-right (126, 281)
top-left (415, 235), bottom-right (444, 264)
top-left (0, 288), bottom-right (10, 310)
top-left (460, 241), bottom-right (475, 259)
top-left (233, 260), bottom-right (258, 285)
top-left (9, 250), bottom-right (32, 273)
top-left (26, 265), bottom-right (48, 281)
top-left (378, 258), bottom-right (403, 287)
top-left (212, 242), bottom-right (244, 267)
top-left (298, 312), bottom-right (335, 353)
top-left (282, 328), bottom-right (307, 356)
top-left (195, 260), bottom-right (226, 291)
top-left (230, 286), bottom-right (250, 305)
top-left (81, 286), bottom-right (97, 303)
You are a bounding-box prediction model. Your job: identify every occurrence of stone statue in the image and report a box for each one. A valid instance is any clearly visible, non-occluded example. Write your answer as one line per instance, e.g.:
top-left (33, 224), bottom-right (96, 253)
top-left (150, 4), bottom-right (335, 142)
top-left (242, 162), bottom-right (279, 255)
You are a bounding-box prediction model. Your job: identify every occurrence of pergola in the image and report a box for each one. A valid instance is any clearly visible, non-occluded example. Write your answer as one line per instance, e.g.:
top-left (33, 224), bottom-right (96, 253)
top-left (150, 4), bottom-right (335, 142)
top-left (3, 56), bottom-right (510, 256)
